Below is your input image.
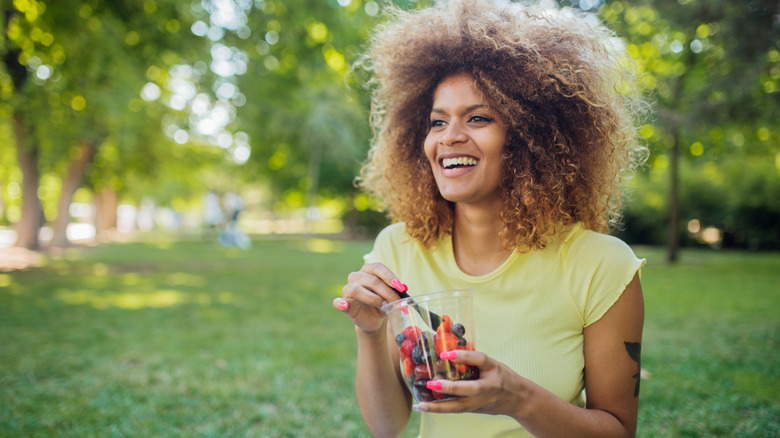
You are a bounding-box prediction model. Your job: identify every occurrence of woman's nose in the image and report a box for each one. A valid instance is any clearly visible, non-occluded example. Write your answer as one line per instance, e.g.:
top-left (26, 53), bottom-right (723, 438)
top-left (439, 122), bottom-right (467, 146)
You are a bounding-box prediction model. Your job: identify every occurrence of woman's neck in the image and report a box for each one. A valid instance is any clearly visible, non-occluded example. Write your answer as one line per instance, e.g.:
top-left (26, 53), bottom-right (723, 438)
top-left (452, 202), bottom-right (513, 276)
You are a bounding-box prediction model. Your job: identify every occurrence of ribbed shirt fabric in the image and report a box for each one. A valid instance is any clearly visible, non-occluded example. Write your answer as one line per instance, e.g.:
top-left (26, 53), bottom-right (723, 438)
top-left (364, 222), bottom-right (645, 438)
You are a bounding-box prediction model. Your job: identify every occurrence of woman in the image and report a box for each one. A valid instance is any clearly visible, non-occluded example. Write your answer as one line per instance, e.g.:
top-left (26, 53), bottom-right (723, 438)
top-left (333, 1), bottom-right (648, 437)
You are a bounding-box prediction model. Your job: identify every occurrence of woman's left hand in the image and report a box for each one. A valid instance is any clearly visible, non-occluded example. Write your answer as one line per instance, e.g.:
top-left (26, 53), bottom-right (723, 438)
top-left (413, 349), bottom-right (528, 419)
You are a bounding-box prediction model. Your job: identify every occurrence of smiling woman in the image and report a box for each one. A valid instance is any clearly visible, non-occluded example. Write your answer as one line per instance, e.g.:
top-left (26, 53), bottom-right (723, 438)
top-left (336, 1), bottom-right (649, 437)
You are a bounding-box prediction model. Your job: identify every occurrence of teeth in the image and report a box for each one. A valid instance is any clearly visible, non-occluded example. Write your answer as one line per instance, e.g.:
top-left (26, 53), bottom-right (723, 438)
top-left (442, 157), bottom-right (479, 168)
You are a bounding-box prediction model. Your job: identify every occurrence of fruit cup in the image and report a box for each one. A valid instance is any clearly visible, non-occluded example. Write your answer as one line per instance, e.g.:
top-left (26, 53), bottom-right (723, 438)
top-left (381, 289), bottom-right (479, 403)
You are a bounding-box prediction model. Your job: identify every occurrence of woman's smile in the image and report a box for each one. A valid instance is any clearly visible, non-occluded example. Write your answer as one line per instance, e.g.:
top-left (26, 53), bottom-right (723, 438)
top-left (439, 154), bottom-right (480, 176)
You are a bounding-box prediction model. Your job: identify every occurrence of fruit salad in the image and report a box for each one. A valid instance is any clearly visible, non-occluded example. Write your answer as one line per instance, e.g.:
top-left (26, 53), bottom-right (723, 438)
top-left (393, 314), bottom-right (480, 402)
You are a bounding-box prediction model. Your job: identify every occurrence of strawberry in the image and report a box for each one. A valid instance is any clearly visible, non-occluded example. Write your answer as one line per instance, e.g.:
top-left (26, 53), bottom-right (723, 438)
top-left (403, 356), bottom-right (414, 378)
top-left (434, 332), bottom-right (459, 356)
top-left (435, 315), bottom-right (453, 338)
top-left (402, 325), bottom-right (422, 343)
top-left (400, 338), bottom-right (416, 358)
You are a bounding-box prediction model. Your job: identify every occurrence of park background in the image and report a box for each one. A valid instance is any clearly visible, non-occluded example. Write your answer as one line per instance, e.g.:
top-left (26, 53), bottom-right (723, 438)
top-left (1, 0), bottom-right (778, 436)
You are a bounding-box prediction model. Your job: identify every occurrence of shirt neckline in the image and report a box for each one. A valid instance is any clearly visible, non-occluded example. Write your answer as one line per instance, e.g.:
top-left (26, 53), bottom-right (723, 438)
top-left (440, 233), bottom-right (522, 283)
top-left (439, 223), bottom-right (584, 283)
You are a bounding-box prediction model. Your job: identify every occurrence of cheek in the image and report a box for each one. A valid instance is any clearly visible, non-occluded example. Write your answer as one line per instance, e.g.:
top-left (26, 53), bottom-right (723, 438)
top-left (423, 136), bottom-right (437, 165)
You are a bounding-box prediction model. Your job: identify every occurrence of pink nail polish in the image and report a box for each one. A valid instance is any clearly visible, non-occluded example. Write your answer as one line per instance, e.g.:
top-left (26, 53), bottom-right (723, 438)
top-left (426, 380), bottom-right (443, 391)
top-left (391, 278), bottom-right (407, 292)
top-left (338, 300), bottom-right (348, 310)
top-left (439, 351), bottom-right (457, 360)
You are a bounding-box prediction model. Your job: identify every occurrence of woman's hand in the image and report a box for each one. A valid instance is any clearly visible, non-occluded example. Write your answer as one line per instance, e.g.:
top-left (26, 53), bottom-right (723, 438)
top-left (333, 262), bottom-right (404, 334)
top-left (413, 350), bottom-right (529, 419)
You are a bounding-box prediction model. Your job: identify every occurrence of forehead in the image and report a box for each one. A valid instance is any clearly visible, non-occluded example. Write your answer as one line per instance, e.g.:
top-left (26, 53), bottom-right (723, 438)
top-left (432, 73), bottom-right (490, 108)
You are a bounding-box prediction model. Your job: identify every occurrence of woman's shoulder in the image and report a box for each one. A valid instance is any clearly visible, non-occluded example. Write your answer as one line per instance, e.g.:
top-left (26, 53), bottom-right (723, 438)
top-left (371, 222), bottom-right (411, 248)
top-left (561, 223), bottom-right (639, 264)
top-left (369, 222), bottom-right (416, 254)
top-left (364, 222), bottom-right (420, 267)
top-left (375, 222), bottom-right (408, 239)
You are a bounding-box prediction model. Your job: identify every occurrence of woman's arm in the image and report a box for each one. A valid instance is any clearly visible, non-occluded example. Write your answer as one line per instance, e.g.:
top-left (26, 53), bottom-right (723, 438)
top-left (354, 322), bottom-right (413, 438)
top-left (334, 263), bottom-right (413, 438)
top-left (415, 273), bottom-right (645, 438)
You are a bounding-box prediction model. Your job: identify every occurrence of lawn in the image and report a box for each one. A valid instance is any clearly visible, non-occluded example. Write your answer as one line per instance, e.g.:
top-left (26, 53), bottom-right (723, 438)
top-left (0, 234), bottom-right (777, 437)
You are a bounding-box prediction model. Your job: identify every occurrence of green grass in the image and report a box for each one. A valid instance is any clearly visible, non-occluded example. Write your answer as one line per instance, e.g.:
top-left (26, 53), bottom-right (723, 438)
top-left (0, 235), bottom-right (777, 437)
top-left (636, 248), bottom-right (779, 437)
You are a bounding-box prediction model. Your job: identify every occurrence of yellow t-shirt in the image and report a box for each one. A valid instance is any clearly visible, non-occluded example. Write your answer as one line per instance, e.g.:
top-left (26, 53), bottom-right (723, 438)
top-left (364, 222), bottom-right (645, 438)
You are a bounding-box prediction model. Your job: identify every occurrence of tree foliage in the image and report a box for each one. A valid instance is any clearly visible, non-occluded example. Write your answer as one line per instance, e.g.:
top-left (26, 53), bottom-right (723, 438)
top-left (1, 0), bottom-right (778, 250)
top-left (601, 0), bottom-right (780, 252)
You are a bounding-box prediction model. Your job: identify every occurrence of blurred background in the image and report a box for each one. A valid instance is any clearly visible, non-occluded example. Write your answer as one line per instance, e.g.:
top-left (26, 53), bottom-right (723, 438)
top-left (1, 0), bottom-right (777, 258)
top-left (1, 1), bottom-right (778, 437)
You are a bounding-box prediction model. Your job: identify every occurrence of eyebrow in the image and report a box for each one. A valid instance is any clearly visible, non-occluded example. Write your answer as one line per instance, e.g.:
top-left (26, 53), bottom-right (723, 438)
top-left (430, 104), bottom-right (490, 114)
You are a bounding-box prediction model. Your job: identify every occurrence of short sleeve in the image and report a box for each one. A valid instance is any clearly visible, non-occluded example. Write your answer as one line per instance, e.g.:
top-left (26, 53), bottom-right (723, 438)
top-left (563, 230), bottom-right (645, 327)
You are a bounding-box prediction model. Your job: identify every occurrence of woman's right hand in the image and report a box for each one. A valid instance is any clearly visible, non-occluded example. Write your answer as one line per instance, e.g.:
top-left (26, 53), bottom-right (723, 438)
top-left (333, 262), bottom-right (403, 334)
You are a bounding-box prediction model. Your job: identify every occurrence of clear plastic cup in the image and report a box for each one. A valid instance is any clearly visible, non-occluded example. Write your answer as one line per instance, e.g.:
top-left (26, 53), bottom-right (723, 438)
top-left (381, 289), bottom-right (479, 403)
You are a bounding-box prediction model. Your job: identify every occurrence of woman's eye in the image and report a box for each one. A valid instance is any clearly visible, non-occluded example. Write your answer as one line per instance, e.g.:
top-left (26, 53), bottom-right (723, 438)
top-left (430, 119), bottom-right (446, 128)
top-left (469, 115), bottom-right (492, 123)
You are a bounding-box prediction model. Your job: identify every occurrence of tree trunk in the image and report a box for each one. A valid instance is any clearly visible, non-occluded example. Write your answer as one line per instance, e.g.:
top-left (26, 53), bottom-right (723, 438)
top-left (664, 42), bottom-right (696, 264)
top-left (12, 113), bottom-right (43, 250)
top-left (305, 139), bottom-right (322, 234)
top-left (49, 142), bottom-right (97, 248)
top-left (94, 187), bottom-right (118, 241)
top-left (667, 127), bottom-right (681, 263)
top-left (0, 176), bottom-right (6, 225)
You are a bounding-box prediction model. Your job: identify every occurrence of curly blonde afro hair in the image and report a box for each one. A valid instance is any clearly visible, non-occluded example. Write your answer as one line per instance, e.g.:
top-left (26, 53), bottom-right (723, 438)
top-left (356, 0), bottom-right (647, 251)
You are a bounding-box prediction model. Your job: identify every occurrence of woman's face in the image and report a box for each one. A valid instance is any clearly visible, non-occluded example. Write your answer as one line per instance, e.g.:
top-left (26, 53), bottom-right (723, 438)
top-left (424, 73), bottom-right (507, 207)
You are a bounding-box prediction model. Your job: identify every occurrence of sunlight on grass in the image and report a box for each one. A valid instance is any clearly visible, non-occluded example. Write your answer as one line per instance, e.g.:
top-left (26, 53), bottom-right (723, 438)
top-left (217, 291), bottom-right (234, 303)
top-left (0, 274), bottom-right (11, 287)
top-left (165, 272), bottom-right (207, 286)
top-left (92, 263), bottom-right (109, 276)
top-left (56, 288), bottom-right (188, 309)
top-left (304, 238), bottom-right (344, 253)
top-left (329, 284), bottom-right (343, 297)
top-left (122, 272), bottom-right (141, 285)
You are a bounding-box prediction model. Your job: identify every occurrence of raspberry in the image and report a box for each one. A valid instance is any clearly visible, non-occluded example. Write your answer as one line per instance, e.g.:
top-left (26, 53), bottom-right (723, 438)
top-left (400, 338), bottom-right (415, 358)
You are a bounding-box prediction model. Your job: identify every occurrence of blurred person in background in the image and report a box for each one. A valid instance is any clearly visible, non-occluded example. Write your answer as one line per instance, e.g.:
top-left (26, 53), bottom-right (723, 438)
top-left (203, 191), bottom-right (223, 241)
top-left (219, 191), bottom-right (250, 249)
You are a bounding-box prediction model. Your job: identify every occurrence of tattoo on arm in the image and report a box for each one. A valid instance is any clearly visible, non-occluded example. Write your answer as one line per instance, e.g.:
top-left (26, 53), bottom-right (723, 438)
top-left (624, 341), bottom-right (641, 398)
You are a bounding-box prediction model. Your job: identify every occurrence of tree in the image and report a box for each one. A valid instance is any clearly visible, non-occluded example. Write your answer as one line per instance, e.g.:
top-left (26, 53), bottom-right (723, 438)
top-left (601, 0), bottom-right (780, 258)
top-left (1, 0), bottom-right (216, 248)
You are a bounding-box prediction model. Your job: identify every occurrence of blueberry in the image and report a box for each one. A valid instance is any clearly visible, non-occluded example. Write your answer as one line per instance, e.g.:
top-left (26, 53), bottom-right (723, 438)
top-left (412, 380), bottom-right (435, 402)
top-left (452, 323), bottom-right (466, 338)
top-left (413, 378), bottom-right (430, 388)
top-left (395, 333), bottom-right (406, 347)
top-left (412, 345), bottom-right (424, 364)
top-left (458, 337), bottom-right (467, 346)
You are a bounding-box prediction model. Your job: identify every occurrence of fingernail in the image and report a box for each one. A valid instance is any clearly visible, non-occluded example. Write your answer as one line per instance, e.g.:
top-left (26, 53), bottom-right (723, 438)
top-left (338, 300), bottom-right (348, 310)
top-left (439, 351), bottom-right (457, 360)
top-left (391, 279), bottom-right (408, 293)
top-left (412, 404), bottom-right (428, 412)
top-left (426, 380), bottom-right (443, 391)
